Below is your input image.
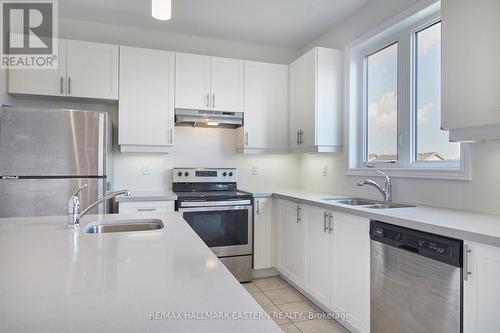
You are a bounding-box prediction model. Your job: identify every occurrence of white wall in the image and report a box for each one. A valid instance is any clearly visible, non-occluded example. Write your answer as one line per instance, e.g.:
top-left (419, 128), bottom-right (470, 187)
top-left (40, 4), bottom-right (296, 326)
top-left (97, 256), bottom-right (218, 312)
top-left (0, 19), bottom-right (302, 192)
top-left (300, 0), bottom-right (500, 216)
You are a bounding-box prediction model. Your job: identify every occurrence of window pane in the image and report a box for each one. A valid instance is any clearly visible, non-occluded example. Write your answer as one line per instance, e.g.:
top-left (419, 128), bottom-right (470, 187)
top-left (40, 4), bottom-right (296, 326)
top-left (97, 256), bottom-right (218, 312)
top-left (366, 43), bottom-right (398, 162)
top-left (415, 22), bottom-right (460, 161)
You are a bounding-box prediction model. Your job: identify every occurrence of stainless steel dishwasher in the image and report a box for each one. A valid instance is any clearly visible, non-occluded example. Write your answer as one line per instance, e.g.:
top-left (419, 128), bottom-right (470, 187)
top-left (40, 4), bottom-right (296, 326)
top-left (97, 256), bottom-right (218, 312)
top-left (370, 220), bottom-right (463, 333)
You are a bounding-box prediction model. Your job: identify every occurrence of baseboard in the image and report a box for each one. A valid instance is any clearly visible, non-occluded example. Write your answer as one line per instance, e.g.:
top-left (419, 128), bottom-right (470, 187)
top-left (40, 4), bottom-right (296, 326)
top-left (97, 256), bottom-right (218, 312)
top-left (252, 267), bottom-right (278, 279)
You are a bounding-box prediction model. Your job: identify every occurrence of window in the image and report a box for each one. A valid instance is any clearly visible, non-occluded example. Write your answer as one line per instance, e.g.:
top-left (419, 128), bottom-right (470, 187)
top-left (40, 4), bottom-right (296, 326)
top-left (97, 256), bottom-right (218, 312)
top-left (366, 43), bottom-right (398, 162)
top-left (414, 22), bottom-right (460, 162)
top-left (347, 4), bottom-right (469, 180)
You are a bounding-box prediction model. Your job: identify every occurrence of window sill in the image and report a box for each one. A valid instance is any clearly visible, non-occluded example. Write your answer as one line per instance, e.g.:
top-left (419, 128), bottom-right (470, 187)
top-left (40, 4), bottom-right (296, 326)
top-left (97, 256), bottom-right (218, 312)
top-left (346, 167), bottom-right (470, 181)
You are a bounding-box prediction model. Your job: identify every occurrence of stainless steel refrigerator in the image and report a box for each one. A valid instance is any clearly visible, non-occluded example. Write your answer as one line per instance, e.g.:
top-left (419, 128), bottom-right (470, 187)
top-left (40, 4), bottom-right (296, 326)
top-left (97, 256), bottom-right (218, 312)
top-left (0, 106), bottom-right (112, 218)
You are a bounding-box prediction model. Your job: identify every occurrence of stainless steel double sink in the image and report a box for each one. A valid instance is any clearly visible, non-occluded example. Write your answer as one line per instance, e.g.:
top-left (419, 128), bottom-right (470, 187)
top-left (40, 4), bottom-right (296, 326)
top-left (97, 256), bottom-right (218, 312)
top-left (323, 198), bottom-right (416, 209)
top-left (82, 219), bottom-right (164, 234)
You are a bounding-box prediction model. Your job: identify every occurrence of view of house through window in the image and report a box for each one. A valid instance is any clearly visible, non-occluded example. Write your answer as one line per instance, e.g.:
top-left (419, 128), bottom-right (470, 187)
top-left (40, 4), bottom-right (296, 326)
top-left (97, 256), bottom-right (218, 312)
top-left (415, 22), bottom-right (460, 162)
top-left (366, 43), bottom-right (398, 162)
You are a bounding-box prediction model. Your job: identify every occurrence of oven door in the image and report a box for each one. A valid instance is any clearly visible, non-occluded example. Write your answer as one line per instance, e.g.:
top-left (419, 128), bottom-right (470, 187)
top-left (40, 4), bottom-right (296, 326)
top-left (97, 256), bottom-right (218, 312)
top-left (178, 204), bottom-right (253, 257)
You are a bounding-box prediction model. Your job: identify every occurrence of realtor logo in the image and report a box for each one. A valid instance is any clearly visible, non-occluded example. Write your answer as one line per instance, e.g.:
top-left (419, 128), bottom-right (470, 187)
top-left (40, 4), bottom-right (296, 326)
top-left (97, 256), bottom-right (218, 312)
top-left (1, 0), bottom-right (58, 69)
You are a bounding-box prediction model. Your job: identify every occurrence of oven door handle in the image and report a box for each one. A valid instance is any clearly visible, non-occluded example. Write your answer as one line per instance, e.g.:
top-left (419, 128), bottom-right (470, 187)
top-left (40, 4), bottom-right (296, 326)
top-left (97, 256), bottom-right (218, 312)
top-left (178, 205), bottom-right (252, 213)
top-left (179, 200), bottom-right (252, 208)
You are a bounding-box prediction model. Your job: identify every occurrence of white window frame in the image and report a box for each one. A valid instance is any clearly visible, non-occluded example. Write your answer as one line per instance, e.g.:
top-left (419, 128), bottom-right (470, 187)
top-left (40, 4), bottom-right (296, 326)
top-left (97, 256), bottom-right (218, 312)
top-left (345, 0), bottom-right (470, 180)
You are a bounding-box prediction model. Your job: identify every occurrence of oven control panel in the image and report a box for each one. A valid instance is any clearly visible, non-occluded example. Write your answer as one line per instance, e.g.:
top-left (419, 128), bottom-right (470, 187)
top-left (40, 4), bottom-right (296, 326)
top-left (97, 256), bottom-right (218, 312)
top-left (173, 168), bottom-right (238, 183)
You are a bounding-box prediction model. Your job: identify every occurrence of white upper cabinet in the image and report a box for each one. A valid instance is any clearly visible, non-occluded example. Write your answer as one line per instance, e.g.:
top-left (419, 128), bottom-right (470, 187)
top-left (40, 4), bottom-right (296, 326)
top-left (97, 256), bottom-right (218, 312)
top-left (65, 40), bottom-right (119, 99)
top-left (175, 53), bottom-right (211, 110)
top-left (118, 46), bottom-right (175, 153)
top-left (240, 61), bottom-right (288, 153)
top-left (253, 197), bottom-right (274, 270)
top-left (463, 241), bottom-right (500, 333)
top-left (8, 40), bottom-right (67, 97)
top-left (442, 0), bottom-right (500, 141)
top-left (210, 57), bottom-right (244, 112)
top-left (175, 53), bottom-right (244, 112)
top-left (289, 47), bottom-right (342, 153)
top-left (8, 39), bottom-right (118, 100)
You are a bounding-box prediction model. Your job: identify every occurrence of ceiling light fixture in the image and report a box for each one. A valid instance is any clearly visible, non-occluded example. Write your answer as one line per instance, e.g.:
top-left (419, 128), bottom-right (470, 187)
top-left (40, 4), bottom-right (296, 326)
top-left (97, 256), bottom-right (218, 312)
top-left (152, 0), bottom-right (171, 20)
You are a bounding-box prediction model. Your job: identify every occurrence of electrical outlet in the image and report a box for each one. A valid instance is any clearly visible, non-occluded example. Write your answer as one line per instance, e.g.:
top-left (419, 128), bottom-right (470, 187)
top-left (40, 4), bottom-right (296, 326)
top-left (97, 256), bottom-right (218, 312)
top-left (322, 163), bottom-right (328, 177)
top-left (142, 162), bottom-right (151, 176)
top-left (252, 164), bottom-right (259, 175)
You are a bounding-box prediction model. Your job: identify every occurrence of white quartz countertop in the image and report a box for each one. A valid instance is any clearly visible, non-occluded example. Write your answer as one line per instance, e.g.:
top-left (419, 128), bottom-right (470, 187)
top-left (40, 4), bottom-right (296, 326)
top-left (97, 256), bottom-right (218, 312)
top-left (242, 188), bottom-right (500, 248)
top-left (0, 213), bottom-right (281, 333)
top-left (115, 190), bottom-right (177, 202)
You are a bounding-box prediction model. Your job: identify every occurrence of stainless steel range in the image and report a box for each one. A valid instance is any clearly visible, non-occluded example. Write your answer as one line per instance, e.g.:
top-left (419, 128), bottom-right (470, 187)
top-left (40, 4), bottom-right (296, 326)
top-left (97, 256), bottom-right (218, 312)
top-left (173, 168), bottom-right (253, 282)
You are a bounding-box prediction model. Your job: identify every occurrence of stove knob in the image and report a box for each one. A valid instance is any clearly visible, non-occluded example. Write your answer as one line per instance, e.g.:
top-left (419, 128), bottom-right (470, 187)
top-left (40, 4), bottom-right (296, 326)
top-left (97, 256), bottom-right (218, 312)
top-left (222, 172), bottom-right (227, 177)
top-left (228, 172), bottom-right (233, 177)
top-left (394, 233), bottom-right (402, 241)
top-left (184, 172), bottom-right (190, 177)
top-left (177, 172), bottom-right (183, 177)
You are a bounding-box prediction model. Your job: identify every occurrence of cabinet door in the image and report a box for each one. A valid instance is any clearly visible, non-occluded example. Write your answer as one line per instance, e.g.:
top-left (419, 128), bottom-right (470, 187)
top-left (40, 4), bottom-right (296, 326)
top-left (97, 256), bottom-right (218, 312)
top-left (303, 205), bottom-right (331, 307)
top-left (276, 199), bottom-right (305, 285)
top-left (119, 201), bottom-right (175, 213)
top-left (244, 61), bottom-right (288, 150)
top-left (210, 57), bottom-right (244, 112)
top-left (289, 49), bottom-right (315, 149)
top-left (66, 40), bottom-right (119, 99)
top-left (175, 53), bottom-right (211, 110)
top-left (119, 46), bottom-right (174, 148)
top-left (442, 0), bottom-right (500, 131)
top-left (254, 198), bottom-right (273, 270)
top-left (331, 213), bottom-right (370, 333)
top-left (464, 241), bottom-right (500, 333)
top-left (8, 40), bottom-right (67, 96)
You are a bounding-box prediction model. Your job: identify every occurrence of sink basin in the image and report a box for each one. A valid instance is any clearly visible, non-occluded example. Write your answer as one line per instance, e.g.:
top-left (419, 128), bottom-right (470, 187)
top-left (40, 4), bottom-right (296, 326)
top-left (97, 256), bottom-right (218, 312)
top-left (364, 203), bottom-right (416, 209)
top-left (83, 219), bottom-right (164, 234)
top-left (325, 198), bottom-right (380, 206)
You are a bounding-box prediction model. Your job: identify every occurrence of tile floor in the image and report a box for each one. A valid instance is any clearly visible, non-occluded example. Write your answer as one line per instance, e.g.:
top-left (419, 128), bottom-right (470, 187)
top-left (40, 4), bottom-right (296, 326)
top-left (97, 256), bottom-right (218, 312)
top-left (243, 276), bottom-right (350, 333)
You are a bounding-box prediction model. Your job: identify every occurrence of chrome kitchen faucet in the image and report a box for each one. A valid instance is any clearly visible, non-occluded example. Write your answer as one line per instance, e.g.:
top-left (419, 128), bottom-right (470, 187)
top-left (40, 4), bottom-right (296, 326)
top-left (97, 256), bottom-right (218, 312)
top-left (68, 184), bottom-right (130, 227)
top-left (357, 170), bottom-right (392, 203)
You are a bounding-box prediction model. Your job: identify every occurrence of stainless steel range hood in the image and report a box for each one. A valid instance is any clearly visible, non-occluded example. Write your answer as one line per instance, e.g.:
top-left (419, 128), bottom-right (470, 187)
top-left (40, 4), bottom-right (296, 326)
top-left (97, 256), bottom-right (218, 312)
top-left (175, 109), bottom-right (243, 128)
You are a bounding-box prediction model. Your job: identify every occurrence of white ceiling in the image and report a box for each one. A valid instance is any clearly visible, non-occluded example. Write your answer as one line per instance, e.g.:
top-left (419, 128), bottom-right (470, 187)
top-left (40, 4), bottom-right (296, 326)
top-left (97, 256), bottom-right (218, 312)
top-left (59, 0), bottom-right (369, 49)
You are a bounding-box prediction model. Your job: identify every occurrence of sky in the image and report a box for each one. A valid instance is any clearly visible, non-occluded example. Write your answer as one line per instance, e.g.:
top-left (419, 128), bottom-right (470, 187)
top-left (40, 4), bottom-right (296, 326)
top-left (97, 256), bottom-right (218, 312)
top-left (366, 22), bottom-right (460, 161)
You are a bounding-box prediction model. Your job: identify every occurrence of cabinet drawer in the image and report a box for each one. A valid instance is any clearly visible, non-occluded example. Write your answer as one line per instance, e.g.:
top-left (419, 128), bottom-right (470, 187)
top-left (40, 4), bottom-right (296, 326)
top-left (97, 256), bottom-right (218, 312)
top-left (118, 201), bottom-right (174, 213)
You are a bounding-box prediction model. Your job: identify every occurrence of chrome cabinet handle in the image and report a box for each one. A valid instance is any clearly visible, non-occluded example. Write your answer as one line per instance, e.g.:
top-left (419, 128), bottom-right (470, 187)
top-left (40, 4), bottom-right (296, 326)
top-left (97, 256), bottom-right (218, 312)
top-left (206, 93), bottom-right (210, 108)
top-left (68, 77), bottom-right (71, 95)
top-left (328, 213), bottom-right (333, 233)
top-left (245, 132), bottom-right (249, 146)
top-left (296, 206), bottom-right (301, 223)
top-left (324, 212), bottom-right (328, 233)
top-left (296, 131), bottom-right (299, 146)
top-left (256, 200), bottom-right (260, 215)
top-left (60, 77), bottom-right (64, 94)
top-left (464, 244), bottom-right (472, 281)
top-left (137, 208), bottom-right (157, 212)
top-left (299, 131), bottom-right (304, 145)
top-left (212, 93), bottom-right (215, 108)
top-left (169, 128), bottom-right (173, 144)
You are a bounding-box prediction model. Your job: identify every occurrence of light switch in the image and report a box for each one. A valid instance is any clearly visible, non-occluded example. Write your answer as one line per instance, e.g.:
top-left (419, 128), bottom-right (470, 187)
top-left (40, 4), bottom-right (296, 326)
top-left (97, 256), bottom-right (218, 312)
top-left (142, 162), bottom-right (151, 175)
top-left (252, 164), bottom-right (259, 175)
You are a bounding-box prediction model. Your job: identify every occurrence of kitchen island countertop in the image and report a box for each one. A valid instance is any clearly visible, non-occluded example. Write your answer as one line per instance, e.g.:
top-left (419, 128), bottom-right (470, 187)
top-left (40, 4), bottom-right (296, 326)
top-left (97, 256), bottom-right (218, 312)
top-left (0, 212), bottom-right (281, 333)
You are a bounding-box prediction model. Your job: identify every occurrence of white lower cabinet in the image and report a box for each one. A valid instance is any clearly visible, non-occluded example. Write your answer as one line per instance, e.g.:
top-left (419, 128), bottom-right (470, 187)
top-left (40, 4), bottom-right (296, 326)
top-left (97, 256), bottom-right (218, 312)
top-left (275, 199), bottom-right (370, 333)
top-left (331, 212), bottom-right (370, 333)
top-left (276, 199), bottom-right (305, 286)
top-left (463, 241), bottom-right (500, 333)
top-left (304, 205), bottom-right (332, 307)
top-left (118, 201), bottom-right (174, 214)
top-left (253, 197), bottom-right (274, 270)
